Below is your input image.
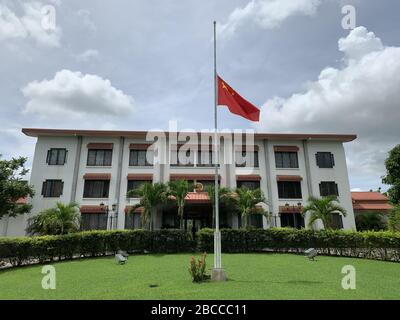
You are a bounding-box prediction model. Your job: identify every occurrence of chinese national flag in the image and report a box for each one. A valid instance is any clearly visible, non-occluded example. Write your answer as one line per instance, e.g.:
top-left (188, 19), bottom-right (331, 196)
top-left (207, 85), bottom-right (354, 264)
top-left (217, 75), bottom-right (260, 122)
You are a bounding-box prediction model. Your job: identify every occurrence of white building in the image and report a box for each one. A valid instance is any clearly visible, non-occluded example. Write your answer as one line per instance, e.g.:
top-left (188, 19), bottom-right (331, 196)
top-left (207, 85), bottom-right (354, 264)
top-left (0, 128), bottom-right (357, 236)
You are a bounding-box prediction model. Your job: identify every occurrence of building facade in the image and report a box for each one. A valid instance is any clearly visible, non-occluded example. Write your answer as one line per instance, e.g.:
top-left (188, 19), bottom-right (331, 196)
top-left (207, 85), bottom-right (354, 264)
top-left (351, 191), bottom-right (393, 217)
top-left (0, 128), bottom-right (357, 236)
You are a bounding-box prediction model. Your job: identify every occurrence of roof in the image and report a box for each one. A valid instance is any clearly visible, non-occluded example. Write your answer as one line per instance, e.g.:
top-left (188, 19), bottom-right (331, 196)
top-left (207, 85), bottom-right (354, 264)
top-left (169, 192), bottom-right (211, 204)
top-left (16, 197), bottom-right (27, 205)
top-left (353, 203), bottom-right (394, 211)
top-left (22, 128), bottom-right (357, 142)
top-left (351, 192), bottom-right (389, 201)
top-left (351, 192), bottom-right (393, 212)
top-left (185, 192), bottom-right (210, 203)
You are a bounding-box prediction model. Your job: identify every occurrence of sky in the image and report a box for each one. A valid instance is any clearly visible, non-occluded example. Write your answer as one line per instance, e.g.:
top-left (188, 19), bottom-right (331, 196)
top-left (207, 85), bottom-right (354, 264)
top-left (1, 0), bottom-right (399, 192)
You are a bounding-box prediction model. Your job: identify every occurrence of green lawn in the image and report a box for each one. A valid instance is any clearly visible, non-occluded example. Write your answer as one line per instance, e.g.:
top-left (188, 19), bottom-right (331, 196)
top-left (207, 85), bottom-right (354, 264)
top-left (1, 253), bottom-right (400, 299)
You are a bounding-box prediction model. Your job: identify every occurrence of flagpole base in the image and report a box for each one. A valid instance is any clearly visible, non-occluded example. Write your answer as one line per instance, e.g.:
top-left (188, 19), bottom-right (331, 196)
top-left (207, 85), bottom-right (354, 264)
top-left (211, 268), bottom-right (227, 282)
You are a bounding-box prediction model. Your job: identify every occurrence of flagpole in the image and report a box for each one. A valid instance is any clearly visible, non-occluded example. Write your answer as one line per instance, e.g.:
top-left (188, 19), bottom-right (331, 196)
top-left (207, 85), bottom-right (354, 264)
top-left (212, 20), bottom-right (226, 282)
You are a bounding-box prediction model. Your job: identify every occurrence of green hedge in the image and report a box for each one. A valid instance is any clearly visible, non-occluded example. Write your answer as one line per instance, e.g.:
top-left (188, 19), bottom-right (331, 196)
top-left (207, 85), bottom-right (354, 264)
top-left (197, 228), bottom-right (400, 261)
top-left (2, 228), bottom-right (400, 267)
top-left (0, 229), bottom-right (195, 266)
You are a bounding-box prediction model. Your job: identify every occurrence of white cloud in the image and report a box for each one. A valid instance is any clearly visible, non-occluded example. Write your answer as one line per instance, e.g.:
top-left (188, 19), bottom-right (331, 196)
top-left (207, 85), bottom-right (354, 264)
top-left (0, 2), bottom-right (61, 47)
top-left (75, 49), bottom-right (99, 62)
top-left (257, 26), bottom-right (400, 190)
top-left (338, 26), bottom-right (383, 61)
top-left (218, 0), bottom-right (320, 39)
top-left (22, 69), bottom-right (135, 118)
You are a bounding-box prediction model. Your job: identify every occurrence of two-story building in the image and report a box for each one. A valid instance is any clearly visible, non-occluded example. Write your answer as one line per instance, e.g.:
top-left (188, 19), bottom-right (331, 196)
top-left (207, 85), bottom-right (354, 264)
top-left (0, 128), bottom-right (357, 236)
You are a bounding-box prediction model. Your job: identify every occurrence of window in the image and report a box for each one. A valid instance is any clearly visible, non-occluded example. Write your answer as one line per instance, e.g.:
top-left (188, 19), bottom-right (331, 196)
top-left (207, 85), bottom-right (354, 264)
top-left (170, 148), bottom-right (194, 167)
top-left (87, 149), bottom-right (112, 166)
top-left (83, 180), bottom-right (110, 198)
top-left (81, 213), bottom-right (108, 230)
top-left (275, 152), bottom-right (298, 168)
top-left (125, 212), bottom-right (142, 229)
top-left (249, 214), bottom-right (263, 228)
top-left (41, 180), bottom-right (63, 197)
top-left (235, 151), bottom-right (259, 167)
top-left (129, 150), bottom-right (153, 166)
top-left (197, 150), bottom-right (215, 167)
top-left (237, 180), bottom-right (260, 190)
top-left (316, 152), bottom-right (335, 168)
top-left (319, 181), bottom-right (339, 197)
top-left (162, 211), bottom-right (179, 229)
top-left (280, 213), bottom-right (304, 229)
top-left (278, 181), bottom-right (302, 199)
top-left (127, 180), bottom-right (150, 196)
top-left (46, 148), bottom-right (67, 165)
top-left (331, 213), bottom-right (343, 230)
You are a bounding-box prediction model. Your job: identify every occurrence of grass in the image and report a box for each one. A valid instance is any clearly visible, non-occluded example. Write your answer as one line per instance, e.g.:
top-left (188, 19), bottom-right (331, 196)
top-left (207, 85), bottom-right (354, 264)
top-left (1, 253), bottom-right (400, 299)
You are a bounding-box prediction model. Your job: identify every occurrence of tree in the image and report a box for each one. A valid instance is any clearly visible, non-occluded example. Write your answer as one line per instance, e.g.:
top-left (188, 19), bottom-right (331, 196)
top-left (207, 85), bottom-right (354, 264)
top-left (302, 195), bottom-right (347, 230)
top-left (205, 185), bottom-right (232, 228)
top-left (388, 205), bottom-right (400, 232)
top-left (26, 202), bottom-right (81, 235)
top-left (233, 187), bottom-right (267, 229)
top-left (0, 156), bottom-right (35, 219)
top-left (168, 180), bottom-right (191, 229)
top-left (355, 211), bottom-right (386, 231)
top-left (382, 144), bottom-right (400, 204)
top-left (127, 182), bottom-right (168, 231)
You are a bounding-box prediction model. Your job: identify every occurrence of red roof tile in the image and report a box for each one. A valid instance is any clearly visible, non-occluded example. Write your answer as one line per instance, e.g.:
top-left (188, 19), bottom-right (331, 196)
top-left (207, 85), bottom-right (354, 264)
top-left (276, 175), bottom-right (303, 182)
top-left (125, 206), bottom-right (143, 214)
top-left (80, 205), bottom-right (104, 213)
top-left (351, 192), bottom-right (389, 201)
top-left (353, 203), bottom-right (393, 211)
top-left (83, 173), bottom-right (111, 180)
top-left (16, 197), bottom-right (27, 205)
top-left (169, 192), bottom-right (211, 203)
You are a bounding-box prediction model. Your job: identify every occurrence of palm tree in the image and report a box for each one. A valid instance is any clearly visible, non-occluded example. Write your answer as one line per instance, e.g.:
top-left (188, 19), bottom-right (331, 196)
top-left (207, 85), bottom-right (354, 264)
top-left (168, 180), bottom-right (191, 229)
top-left (205, 185), bottom-right (232, 228)
top-left (127, 182), bottom-right (168, 231)
top-left (302, 195), bottom-right (347, 230)
top-left (233, 187), bottom-right (267, 229)
top-left (26, 202), bottom-right (80, 235)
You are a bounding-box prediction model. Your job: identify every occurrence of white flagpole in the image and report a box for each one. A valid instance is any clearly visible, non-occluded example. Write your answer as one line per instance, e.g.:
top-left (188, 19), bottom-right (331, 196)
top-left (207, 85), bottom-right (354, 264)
top-left (212, 20), bottom-right (226, 281)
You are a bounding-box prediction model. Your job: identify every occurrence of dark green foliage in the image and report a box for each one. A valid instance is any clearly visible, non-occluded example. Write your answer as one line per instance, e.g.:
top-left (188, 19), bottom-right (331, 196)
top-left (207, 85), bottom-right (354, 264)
top-left (127, 182), bottom-right (168, 230)
top-left (355, 212), bottom-right (387, 231)
top-left (26, 202), bottom-right (81, 235)
top-left (302, 195), bottom-right (347, 229)
top-left (388, 205), bottom-right (400, 232)
top-left (197, 228), bottom-right (400, 260)
top-left (0, 229), bottom-right (194, 266)
top-left (2, 228), bottom-right (400, 267)
top-left (382, 144), bottom-right (400, 204)
top-left (0, 156), bottom-right (35, 219)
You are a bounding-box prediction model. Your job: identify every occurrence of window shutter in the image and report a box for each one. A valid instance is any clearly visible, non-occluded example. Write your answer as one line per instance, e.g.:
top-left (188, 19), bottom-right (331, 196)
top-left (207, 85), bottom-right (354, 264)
top-left (41, 181), bottom-right (46, 196)
top-left (46, 150), bottom-right (50, 164)
top-left (335, 183), bottom-right (339, 196)
top-left (319, 183), bottom-right (323, 196)
top-left (316, 153), bottom-right (320, 167)
top-left (331, 153), bottom-right (335, 167)
top-left (61, 181), bottom-right (64, 195)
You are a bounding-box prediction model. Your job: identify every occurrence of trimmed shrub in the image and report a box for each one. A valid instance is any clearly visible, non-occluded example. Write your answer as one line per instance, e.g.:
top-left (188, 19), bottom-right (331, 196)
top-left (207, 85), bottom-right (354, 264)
top-left (0, 229), bottom-right (194, 266)
top-left (197, 228), bottom-right (400, 260)
top-left (2, 228), bottom-right (400, 267)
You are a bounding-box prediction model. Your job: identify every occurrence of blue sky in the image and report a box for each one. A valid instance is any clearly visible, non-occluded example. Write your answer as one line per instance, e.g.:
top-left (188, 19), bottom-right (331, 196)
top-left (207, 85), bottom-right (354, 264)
top-left (1, 0), bottom-right (400, 191)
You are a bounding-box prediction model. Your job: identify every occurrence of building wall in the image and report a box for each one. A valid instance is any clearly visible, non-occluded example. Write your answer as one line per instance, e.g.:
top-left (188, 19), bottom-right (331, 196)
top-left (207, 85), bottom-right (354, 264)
top-left (1, 134), bottom-right (356, 236)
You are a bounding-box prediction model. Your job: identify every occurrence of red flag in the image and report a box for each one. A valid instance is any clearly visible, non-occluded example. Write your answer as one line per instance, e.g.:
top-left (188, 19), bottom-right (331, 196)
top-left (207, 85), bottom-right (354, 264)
top-left (217, 75), bottom-right (260, 122)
